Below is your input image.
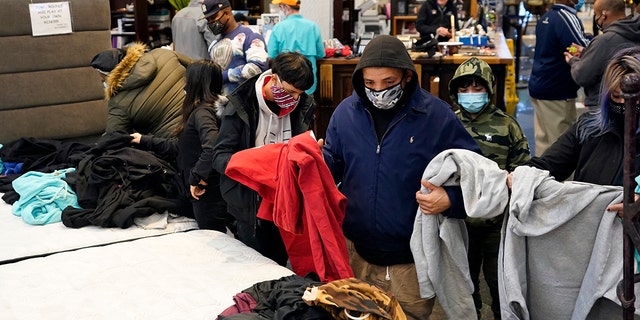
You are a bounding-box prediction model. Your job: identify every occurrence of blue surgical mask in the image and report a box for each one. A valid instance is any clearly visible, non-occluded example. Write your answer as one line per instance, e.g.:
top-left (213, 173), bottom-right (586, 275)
top-left (574, 0), bottom-right (584, 11)
top-left (458, 92), bottom-right (489, 113)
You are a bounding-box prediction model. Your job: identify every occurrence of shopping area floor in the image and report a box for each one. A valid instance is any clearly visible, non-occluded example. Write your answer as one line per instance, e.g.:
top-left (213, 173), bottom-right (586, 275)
top-left (427, 7), bottom-right (594, 319)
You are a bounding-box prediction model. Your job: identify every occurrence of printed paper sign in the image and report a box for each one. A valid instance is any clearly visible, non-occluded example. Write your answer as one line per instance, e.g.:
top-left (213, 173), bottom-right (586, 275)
top-left (29, 2), bottom-right (73, 36)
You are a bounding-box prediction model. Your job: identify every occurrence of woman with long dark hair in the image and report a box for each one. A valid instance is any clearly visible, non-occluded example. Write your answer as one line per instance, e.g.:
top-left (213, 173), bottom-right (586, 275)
top-left (131, 60), bottom-right (233, 232)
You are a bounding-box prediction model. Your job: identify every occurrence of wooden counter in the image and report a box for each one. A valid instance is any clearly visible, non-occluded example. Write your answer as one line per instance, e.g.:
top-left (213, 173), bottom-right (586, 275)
top-left (313, 32), bottom-right (513, 138)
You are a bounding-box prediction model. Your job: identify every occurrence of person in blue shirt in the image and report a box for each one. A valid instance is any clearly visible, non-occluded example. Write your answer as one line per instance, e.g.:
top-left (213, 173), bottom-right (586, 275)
top-left (202, 0), bottom-right (269, 95)
top-left (267, 0), bottom-right (325, 95)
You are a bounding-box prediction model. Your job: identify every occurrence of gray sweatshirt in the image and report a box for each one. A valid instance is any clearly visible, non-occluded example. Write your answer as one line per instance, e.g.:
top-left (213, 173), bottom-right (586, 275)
top-left (502, 165), bottom-right (629, 319)
top-left (410, 149), bottom-right (640, 319)
top-left (410, 149), bottom-right (509, 319)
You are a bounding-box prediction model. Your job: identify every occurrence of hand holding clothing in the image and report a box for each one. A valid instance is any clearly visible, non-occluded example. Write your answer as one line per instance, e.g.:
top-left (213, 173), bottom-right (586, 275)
top-left (416, 180), bottom-right (451, 214)
top-left (130, 133), bottom-right (142, 144)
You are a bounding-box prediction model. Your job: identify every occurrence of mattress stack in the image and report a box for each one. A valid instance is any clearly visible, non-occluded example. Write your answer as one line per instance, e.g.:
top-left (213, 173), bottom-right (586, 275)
top-left (0, 0), bottom-right (112, 144)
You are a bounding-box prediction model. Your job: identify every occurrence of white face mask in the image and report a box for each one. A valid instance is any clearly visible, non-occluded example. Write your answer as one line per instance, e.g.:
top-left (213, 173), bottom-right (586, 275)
top-left (364, 81), bottom-right (404, 110)
top-left (279, 4), bottom-right (288, 20)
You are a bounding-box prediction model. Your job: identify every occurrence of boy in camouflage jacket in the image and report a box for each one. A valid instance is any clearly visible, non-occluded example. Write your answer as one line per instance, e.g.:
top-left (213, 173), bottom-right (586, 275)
top-left (448, 57), bottom-right (531, 319)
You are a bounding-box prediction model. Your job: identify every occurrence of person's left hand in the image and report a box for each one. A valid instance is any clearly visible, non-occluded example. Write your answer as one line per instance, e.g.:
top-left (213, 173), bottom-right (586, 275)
top-left (607, 202), bottom-right (624, 217)
top-left (190, 180), bottom-right (207, 200)
top-left (564, 51), bottom-right (575, 64)
top-left (607, 194), bottom-right (640, 218)
top-left (416, 180), bottom-right (451, 215)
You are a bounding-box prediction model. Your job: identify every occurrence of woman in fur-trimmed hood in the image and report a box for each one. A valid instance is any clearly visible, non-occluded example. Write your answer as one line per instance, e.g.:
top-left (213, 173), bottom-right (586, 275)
top-left (91, 43), bottom-right (192, 138)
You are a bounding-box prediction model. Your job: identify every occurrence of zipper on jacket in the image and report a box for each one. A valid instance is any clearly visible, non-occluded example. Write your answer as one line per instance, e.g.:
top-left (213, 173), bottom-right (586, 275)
top-left (376, 113), bottom-right (408, 154)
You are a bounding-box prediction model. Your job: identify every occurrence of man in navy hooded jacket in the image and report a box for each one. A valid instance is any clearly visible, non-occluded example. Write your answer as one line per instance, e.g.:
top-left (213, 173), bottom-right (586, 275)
top-left (321, 35), bottom-right (480, 319)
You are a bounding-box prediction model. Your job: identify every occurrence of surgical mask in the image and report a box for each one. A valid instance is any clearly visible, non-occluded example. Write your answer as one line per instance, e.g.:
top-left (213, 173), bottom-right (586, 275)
top-left (573, 0), bottom-right (584, 11)
top-left (458, 92), bottom-right (489, 113)
top-left (279, 4), bottom-right (288, 20)
top-left (271, 77), bottom-right (300, 111)
top-left (207, 12), bottom-right (227, 35)
top-left (364, 82), bottom-right (404, 110)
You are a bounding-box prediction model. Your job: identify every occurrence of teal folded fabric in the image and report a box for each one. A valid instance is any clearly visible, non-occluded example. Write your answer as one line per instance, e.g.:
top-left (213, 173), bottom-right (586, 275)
top-left (11, 168), bottom-right (81, 225)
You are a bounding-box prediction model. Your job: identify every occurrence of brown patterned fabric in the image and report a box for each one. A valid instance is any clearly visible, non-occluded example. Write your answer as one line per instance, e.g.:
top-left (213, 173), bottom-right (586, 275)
top-left (302, 278), bottom-right (407, 320)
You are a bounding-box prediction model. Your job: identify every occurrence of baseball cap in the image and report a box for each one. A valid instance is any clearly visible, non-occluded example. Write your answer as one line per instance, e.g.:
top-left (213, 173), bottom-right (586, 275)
top-left (202, 0), bottom-right (230, 19)
top-left (272, 0), bottom-right (300, 6)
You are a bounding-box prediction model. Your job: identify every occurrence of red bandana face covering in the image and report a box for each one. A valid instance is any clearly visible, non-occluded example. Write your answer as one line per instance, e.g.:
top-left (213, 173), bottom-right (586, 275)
top-left (271, 76), bottom-right (300, 113)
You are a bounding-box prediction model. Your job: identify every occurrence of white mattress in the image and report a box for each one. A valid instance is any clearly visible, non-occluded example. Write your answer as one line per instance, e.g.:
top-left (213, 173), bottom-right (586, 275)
top-left (0, 194), bottom-right (198, 264)
top-left (0, 230), bottom-right (295, 320)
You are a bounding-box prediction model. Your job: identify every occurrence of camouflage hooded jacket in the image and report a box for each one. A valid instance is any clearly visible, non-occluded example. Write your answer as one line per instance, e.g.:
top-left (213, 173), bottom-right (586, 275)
top-left (449, 57), bottom-right (530, 173)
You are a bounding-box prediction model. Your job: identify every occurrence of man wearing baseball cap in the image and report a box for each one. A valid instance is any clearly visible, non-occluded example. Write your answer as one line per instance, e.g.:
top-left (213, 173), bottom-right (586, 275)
top-left (267, 0), bottom-right (325, 95)
top-left (202, 0), bottom-right (269, 95)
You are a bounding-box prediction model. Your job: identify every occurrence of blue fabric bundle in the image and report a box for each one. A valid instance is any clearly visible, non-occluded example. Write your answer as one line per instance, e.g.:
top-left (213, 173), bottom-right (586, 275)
top-left (12, 168), bottom-right (81, 225)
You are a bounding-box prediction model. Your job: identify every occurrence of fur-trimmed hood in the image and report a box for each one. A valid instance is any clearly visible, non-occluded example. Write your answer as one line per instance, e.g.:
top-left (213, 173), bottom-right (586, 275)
top-left (105, 42), bottom-right (147, 99)
top-left (214, 95), bottom-right (228, 118)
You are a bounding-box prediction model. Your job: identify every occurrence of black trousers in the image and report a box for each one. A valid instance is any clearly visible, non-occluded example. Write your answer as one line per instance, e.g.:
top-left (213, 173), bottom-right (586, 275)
top-left (467, 220), bottom-right (502, 319)
top-left (236, 218), bottom-right (288, 266)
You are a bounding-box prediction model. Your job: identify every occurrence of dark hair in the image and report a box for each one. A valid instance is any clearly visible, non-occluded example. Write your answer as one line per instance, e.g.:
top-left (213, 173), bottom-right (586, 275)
top-left (451, 75), bottom-right (487, 92)
top-left (271, 52), bottom-right (314, 92)
top-left (175, 60), bottom-right (223, 135)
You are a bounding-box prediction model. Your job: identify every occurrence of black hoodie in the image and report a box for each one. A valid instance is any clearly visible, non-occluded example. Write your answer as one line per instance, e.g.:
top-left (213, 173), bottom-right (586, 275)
top-left (568, 15), bottom-right (640, 107)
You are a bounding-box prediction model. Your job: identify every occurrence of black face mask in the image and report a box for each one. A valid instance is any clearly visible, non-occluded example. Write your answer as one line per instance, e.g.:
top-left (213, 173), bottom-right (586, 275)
top-left (594, 13), bottom-right (605, 31)
top-left (207, 12), bottom-right (227, 35)
top-left (609, 99), bottom-right (640, 115)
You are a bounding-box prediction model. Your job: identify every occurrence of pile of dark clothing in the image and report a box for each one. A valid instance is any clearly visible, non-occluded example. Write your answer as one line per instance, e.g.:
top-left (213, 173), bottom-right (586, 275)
top-left (0, 133), bottom-right (189, 228)
top-left (218, 274), bottom-right (405, 320)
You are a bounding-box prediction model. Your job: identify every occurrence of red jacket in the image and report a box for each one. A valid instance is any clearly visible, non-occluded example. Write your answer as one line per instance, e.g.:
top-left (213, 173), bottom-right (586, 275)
top-left (225, 131), bottom-right (353, 281)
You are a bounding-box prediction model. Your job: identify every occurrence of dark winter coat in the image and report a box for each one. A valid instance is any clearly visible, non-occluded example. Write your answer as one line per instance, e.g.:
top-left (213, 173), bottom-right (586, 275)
top-left (105, 43), bottom-right (192, 138)
top-left (212, 73), bottom-right (315, 225)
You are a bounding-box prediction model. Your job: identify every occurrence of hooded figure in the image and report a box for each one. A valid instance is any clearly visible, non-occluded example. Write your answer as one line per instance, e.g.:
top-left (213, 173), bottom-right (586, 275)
top-left (322, 34), bottom-right (480, 319)
top-left (448, 57), bottom-right (530, 319)
top-left (91, 43), bottom-right (192, 138)
top-left (449, 57), bottom-right (530, 171)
